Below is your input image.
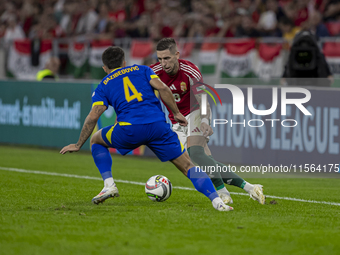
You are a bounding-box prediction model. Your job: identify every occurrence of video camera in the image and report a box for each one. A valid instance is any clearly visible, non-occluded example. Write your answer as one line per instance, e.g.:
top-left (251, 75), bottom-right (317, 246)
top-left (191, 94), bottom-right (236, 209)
top-left (283, 30), bottom-right (332, 86)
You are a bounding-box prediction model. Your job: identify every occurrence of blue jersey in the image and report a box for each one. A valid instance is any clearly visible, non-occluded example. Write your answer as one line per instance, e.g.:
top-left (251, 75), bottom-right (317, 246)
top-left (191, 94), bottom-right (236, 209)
top-left (92, 65), bottom-right (166, 124)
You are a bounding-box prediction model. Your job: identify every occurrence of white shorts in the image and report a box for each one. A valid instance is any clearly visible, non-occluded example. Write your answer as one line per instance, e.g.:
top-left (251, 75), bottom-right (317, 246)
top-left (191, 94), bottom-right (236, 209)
top-left (172, 110), bottom-right (206, 150)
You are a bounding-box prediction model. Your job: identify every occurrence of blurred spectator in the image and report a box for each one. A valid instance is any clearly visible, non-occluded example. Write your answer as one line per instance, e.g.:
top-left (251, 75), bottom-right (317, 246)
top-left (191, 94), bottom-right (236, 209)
top-left (1, 2), bottom-right (17, 23)
top-left (95, 2), bottom-right (109, 34)
top-left (217, 11), bottom-right (243, 38)
top-left (108, 0), bottom-right (128, 37)
top-left (75, 0), bottom-right (98, 34)
top-left (0, 22), bottom-right (6, 38)
top-left (60, 1), bottom-right (81, 36)
top-left (4, 15), bottom-right (25, 42)
top-left (98, 21), bottom-right (116, 40)
top-left (125, 0), bottom-right (145, 21)
top-left (279, 17), bottom-right (301, 41)
top-left (268, 0), bottom-right (287, 21)
top-left (203, 14), bottom-right (220, 37)
top-left (0, 0), bottom-right (339, 42)
top-left (108, 0), bottom-right (127, 23)
top-left (128, 14), bottom-right (149, 38)
top-left (31, 3), bottom-right (63, 39)
top-left (235, 14), bottom-right (261, 37)
top-left (187, 22), bottom-right (204, 39)
top-left (282, 0), bottom-right (312, 28)
top-left (323, 0), bottom-right (340, 21)
top-left (148, 23), bottom-right (162, 40)
top-left (20, 0), bottom-right (41, 36)
top-left (172, 12), bottom-right (194, 37)
top-left (283, 1), bottom-right (298, 21)
top-left (294, 0), bottom-right (310, 27)
top-left (257, 0), bottom-right (286, 36)
top-left (308, 11), bottom-right (330, 38)
top-left (257, 5), bottom-right (277, 35)
top-left (158, 7), bottom-right (178, 37)
top-left (36, 56), bottom-right (60, 81)
top-left (144, 0), bottom-right (159, 15)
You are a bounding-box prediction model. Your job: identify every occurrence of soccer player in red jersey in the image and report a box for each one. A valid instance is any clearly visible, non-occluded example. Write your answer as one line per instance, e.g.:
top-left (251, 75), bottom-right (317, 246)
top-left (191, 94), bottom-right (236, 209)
top-left (150, 38), bottom-right (265, 205)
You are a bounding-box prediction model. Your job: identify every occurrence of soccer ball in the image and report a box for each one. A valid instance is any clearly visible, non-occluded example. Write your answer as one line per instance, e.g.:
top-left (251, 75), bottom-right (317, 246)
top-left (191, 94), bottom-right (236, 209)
top-left (145, 175), bottom-right (172, 202)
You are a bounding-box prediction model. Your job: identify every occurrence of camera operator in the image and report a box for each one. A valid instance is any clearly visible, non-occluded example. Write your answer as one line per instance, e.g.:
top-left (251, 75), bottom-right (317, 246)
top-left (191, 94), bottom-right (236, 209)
top-left (281, 30), bottom-right (333, 87)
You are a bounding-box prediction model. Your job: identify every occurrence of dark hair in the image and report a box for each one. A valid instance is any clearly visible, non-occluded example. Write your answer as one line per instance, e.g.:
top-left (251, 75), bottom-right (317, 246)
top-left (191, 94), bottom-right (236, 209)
top-left (102, 46), bottom-right (125, 69)
top-left (156, 38), bottom-right (177, 53)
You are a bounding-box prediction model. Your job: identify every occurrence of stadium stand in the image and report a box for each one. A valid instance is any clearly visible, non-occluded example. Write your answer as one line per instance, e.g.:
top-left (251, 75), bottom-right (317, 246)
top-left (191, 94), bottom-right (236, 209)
top-left (1, 0), bottom-right (339, 41)
top-left (0, 0), bottom-right (340, 81)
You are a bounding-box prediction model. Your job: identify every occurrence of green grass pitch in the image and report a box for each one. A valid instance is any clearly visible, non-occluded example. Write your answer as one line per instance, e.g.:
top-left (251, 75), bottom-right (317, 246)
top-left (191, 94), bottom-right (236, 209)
top-left (0, 145), bottom-right (339, 255)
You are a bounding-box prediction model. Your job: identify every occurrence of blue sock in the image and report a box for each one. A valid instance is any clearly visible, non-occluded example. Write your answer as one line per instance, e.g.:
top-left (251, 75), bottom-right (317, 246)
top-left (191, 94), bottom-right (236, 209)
top-left (91, 144), bottom-right (112, 180)
top-left (187, 167), bottom-right (218, 201)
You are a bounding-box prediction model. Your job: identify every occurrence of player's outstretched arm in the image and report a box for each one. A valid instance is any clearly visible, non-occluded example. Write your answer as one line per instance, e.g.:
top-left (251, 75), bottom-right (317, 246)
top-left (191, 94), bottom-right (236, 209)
top-left (149, 78), bottom-right (188, 126)
top-left (60, 105), bottom-right (107, 154)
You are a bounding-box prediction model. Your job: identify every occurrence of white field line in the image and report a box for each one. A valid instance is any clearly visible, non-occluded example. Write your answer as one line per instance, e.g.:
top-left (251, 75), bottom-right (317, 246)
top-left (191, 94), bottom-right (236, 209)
top-left (1, 166), bottom-right (340, 206)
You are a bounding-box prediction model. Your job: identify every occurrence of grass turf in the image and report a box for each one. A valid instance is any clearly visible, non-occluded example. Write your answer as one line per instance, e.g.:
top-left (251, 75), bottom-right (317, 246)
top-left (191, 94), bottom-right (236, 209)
top-left (0, 145), bottom-right (339, 255)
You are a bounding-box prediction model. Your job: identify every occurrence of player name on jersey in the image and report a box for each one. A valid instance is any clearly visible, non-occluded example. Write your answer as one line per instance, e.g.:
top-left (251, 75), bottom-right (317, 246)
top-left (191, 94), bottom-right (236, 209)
top-left (103, 66), bottom-right (140, 85)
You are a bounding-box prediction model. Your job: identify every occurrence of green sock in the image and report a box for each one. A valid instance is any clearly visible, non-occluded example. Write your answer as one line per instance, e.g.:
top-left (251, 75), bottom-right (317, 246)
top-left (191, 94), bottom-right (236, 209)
top-left (187, 146), bottom-right (225, 191)
top-left (208, 155), bottom-right (246, 189)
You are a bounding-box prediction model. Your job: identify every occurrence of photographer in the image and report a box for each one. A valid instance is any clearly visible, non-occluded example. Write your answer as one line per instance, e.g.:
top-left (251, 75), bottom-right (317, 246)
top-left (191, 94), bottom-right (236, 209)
top-left (281, 30), bottom-right (333, 87)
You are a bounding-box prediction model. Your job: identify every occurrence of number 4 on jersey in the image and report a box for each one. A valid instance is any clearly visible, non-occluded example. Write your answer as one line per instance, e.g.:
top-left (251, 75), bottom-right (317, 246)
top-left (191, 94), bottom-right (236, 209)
top-left (123, 76), bottom-right (143, 102)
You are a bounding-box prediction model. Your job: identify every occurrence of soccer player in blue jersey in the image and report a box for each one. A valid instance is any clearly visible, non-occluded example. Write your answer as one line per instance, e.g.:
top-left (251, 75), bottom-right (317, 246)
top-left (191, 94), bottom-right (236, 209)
top-left (60, 46), bottom-right (233, 211)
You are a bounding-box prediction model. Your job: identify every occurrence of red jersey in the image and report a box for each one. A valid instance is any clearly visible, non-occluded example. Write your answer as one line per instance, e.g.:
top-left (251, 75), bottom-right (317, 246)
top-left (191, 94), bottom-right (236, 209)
top-left (150, 59), bottom-right (204, 124)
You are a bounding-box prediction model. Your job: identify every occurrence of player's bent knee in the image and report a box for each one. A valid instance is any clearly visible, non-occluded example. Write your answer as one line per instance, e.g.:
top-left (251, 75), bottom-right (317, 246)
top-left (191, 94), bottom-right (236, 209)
top-left (188, 145), bottom-right (204, 161)
top-left (171, 152), bottom-right (194, 176)
top-left (90, 130), bottom-right (107, 148)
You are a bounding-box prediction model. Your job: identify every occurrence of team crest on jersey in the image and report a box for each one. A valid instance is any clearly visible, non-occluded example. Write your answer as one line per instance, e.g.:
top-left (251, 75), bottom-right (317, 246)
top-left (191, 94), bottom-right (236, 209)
top-left (180, 82), bottom-right (187, 92)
